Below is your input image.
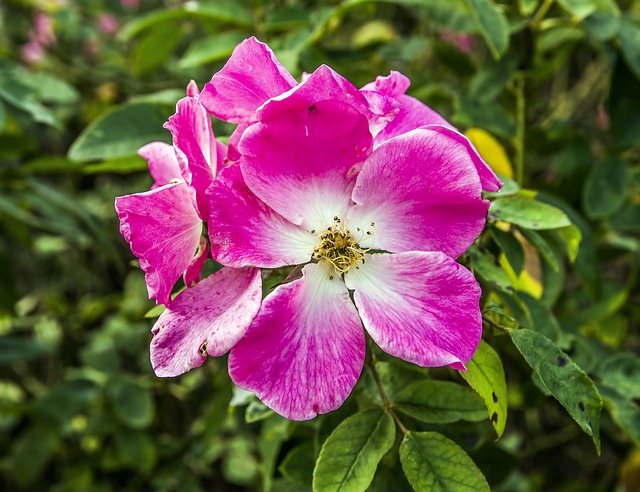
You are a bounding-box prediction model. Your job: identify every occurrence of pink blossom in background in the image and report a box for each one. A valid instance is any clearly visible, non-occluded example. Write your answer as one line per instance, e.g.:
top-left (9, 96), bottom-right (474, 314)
top-left (22, 41), bottom-right (44, 64)
top-left (97, 14), bottom-right (119, 35)
top-left (439, 29), bottom-right (474, 54)
top-left (32, 13), bottom-right (56, 46)
top-left (120, 0), bottom-right (140, 9)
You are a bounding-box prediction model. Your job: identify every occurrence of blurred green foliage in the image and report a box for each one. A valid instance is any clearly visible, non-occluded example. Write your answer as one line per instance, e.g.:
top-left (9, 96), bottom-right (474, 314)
top-left (0, 0), bottom-right (639, 490)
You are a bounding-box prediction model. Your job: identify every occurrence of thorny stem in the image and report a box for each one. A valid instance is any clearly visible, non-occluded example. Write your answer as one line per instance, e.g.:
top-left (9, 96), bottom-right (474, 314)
top-left (367, 347), bottom-right (410, 436)
top-left (482, 315), bottom-right (513, 333)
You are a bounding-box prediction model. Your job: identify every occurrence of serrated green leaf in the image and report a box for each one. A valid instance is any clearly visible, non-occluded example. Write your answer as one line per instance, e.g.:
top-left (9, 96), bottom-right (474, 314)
top-left (489, 197), bottom-right (572, 230)
top-left (68, 103), bottom-right (171, 162)
top-left (108, 378), bottom-right (155, 429)
top-left (492, 227), bottom-right (525, 275)
top-left (279, 442), bottom-right (315, 487)
top-left (598, 385), bottom-right (640, 446)
top-left (583, 156), bottom-right (630, 219)
top-left (619, 19), bottom-right (640, 80)
top-left (510, 329), bottom-right (603, 453)
top-left (313, 409), bottom-right (395, 492)
top-left (467, 246), bottom-right (515, 294)
top-left (465, 0), bottom-right (509, 59)
top-left (519, 228), bottom-right (561, 271)
top-left (0, 337), bottom-right (50, 364)
top-left (179, 32), bottom-right (249, 68)
top-left (400, 431), bottom-right (490, 492)
top-left (599, 354), bottom-right (640, 399)
top-left (394, 380), bottom-right (486, 423)
top-left (460, 341), bottom-right (508, 438)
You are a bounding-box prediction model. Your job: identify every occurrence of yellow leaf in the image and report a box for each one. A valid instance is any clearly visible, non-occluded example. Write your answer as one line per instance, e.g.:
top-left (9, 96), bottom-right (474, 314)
top-left (465, 128), bottom-right (514, 179)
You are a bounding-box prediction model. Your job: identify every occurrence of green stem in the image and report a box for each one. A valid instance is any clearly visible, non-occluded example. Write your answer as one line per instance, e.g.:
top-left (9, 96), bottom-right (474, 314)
top-left (367, 350), bottom-right (410, 436)
top-left (513, 73), bottom-right (526, 186)
top-left (531, 0), bottom-right (555, 30)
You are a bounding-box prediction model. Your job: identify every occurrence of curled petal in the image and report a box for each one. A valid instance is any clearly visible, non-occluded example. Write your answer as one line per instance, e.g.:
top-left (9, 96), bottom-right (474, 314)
top-left (183, 236), bottom-right (209, 287)
top-left (115, 183), bottom-right (202, 306)
top-left (208, 165), bottom-right (315, 268)
top-left (151, 267), bottom-right (262, 377)
top-left (138, 142), bottom-right (181, 189)
top-left (361, 70), bottom-right (411, 99)
top-left (229, 263), bottom-right (365, 421)
top-left (344, 251), bottom-right (482, 370)
top-left (164, 92), bottom-right (216, 219)
top-left (348, 127), bottom-right (489, 258)
top-left (200, 36), bottom-right (297, 124)
top-left (257, 64), bottom-right (398, 137)
top-left (239, 99), bottom-right (372, 230)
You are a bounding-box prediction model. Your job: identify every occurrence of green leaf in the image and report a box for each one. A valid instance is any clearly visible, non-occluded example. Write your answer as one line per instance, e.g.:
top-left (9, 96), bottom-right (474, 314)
top-left (313, 409), bottom-right (395, 492)
top-left (619, 19), bottom-right (640, 80)
top-left (179, 32), bottom-right (249, 68)
top-left (467, 246), bottom-right (514, 294)
top-left (0, 71), bottom-right (57, 127)
top-left (465, 0), bottom-right (509, 59)
top-left (556, 0), bottom-right (618, 20)
top-left (400, 432), bottom-right (490, 492)
top-left (599, 354), bottom-right (640, 399)
top-left (82, 155), bottom-right (149, 174)
top-left (583, 156), bottom-right (630, 219)
top-left (0, 337), bottom-right (50, 364)
top-left (460, 341), bottom-right (508, 438)
top-left (489, 197), bottom-right (572, 229)
top-left (68, 103), bottom-right (171, 162)
top-left (132, 24), bottom-right (183, 76)
top-left (518, 293), bottom-right (562, 343)
top-left (598, 385), bottom-right (640, 446)
top-left (108, 378), bottom-right (155, 429)
top-left (246, 399), bottom-right (274, 423)
top-left (519, 228), bottom-right (561, 271)
top-left (510, 329), bottom-right (603, 452)
top-left (114, 428), bottom-right (158, 472)
top-left (554, 225), bottom-right (582, 262)
top-left (468, 53), bottom-right (519, 102)
top-left (279, 442), bottom-right (315, 487)
top-left (11, 424), bottom-right (60, 487)
top-left (394, 380), bottom-right (486, 423)
top-left (491, 227), bottom-right (525, 275)
top-left (16, 72), bottom-right (80, 104)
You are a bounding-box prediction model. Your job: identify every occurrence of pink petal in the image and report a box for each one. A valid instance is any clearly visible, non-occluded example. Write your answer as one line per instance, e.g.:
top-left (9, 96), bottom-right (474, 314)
top-left (239, 99), bottom-right (372, 230)
top-left (150, 267), bottom-right (262, 377)
top-left (199, 37), bottom-right (297, 124)
top-left (207, 165), bottom-right (315, 268)
top-left (164, 91), bottom-right (216, 219)
top-left (115, 183), bottom-right (202, 306)
top-left (361, 70), bottom-right (411, 99)
top-left (344, 251), bottom-right (482, 369)
top-left (183, 236), bottom-right (209, 287)
top-left (425, 124), bottom-right (502, 193)
top-left (229, 263), bottom-right (365, 420)
top-left (257, 64), bottom-right (398, 138)
top-left (348, 127), bottom-right (489, 259)
top-left (373, 94), bottom-right (452, 145)
top-left (138, 142), bottom-right (181, 189)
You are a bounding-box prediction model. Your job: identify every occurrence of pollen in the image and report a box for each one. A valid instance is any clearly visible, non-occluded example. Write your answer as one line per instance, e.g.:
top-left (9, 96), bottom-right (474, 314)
top-left (312, 215), bottom-right (373, 274)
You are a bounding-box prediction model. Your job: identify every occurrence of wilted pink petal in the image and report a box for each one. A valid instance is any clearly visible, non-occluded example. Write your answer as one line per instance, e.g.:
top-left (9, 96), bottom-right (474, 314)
top-left (115, 183), bottom-right (203, 306)
top-left (348, 127), bottom-right (489, 259)
top-left (151, 267), bottom-right (262, 377)
top-left (138, 142), bottom-right (181, 189)
top-left (208, 165), bottom-right (315, 268)
top-left (229, 263), bottom-right (365, 421)
top-left (344, 251), bottom-right (482, 370)
top-left (257, 65), bottom-right (398, 137)
top-left (200, 37), bottom-right (297, 124)
top-left (238, 99), bottom-right (372, 229)
top-left (32, 13), bottom-right (56, 46)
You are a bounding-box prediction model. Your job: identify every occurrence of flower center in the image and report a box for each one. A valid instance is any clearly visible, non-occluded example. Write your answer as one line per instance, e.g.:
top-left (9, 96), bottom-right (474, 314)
top-left (311, 216), bottom-right (374, 276)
